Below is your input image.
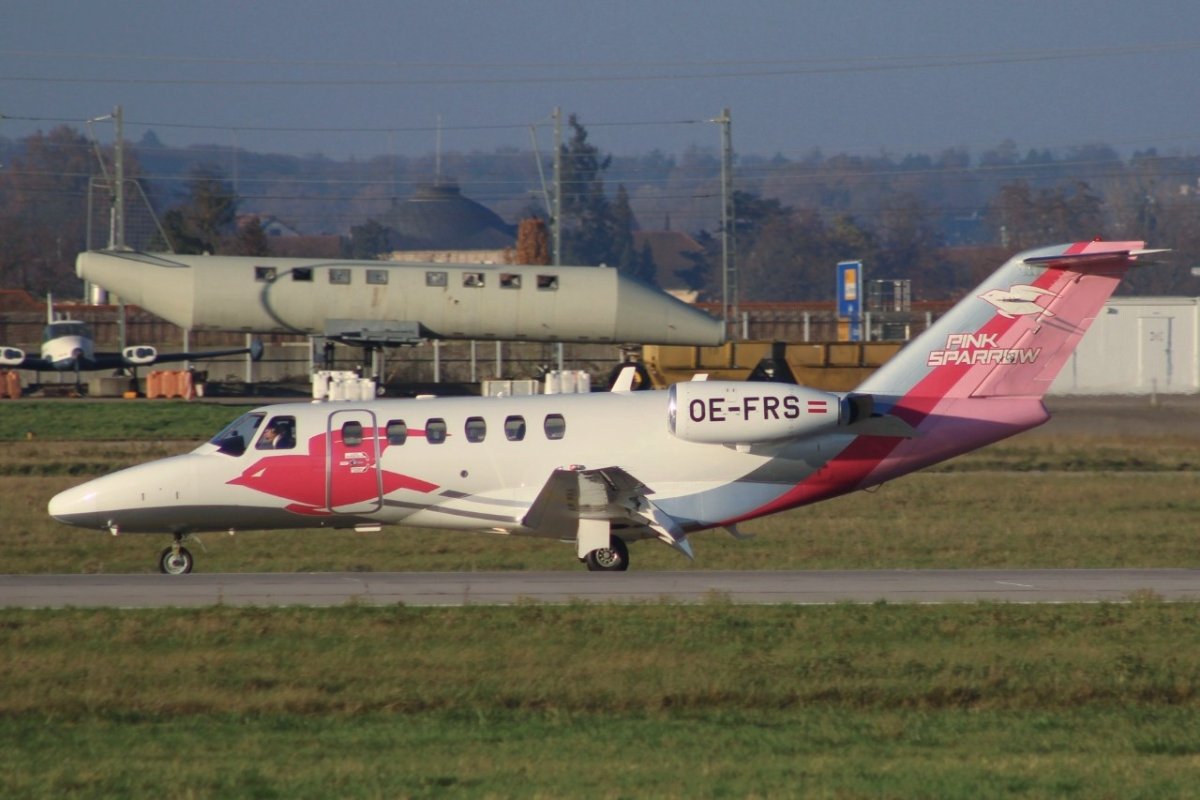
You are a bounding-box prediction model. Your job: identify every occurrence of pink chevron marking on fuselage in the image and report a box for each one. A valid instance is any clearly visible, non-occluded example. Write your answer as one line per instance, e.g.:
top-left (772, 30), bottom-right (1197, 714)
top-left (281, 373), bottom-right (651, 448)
top-left (227, 429), bottom-right (438, 515)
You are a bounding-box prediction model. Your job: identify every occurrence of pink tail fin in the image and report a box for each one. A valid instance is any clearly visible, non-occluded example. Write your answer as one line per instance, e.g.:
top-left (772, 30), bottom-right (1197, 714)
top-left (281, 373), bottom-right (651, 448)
top-left (859, 241), bottom-right (1154, 401)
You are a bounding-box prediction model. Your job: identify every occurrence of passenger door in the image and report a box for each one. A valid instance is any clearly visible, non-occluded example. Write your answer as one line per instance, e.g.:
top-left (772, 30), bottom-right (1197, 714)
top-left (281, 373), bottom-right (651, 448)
top-left (326, 409), bottom-right (383, 515)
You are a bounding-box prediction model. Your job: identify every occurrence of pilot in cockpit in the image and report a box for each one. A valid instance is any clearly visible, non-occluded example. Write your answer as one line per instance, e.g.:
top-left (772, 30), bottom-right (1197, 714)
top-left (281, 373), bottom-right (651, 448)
top-left (258, 418), bottom-right (296, 450)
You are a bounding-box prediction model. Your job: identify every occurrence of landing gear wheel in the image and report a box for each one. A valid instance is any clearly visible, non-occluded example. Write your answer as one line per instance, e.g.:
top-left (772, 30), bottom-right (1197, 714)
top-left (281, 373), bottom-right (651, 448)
top-left (584, 536), bottom-right (630, 572)
top-left (159, 546), bottom-right (194, 575)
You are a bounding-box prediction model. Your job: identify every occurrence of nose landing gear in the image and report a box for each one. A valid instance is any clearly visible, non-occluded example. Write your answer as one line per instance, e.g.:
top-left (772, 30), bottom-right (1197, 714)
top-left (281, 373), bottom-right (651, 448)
top-left (158, 534), bottom-right (194, 575)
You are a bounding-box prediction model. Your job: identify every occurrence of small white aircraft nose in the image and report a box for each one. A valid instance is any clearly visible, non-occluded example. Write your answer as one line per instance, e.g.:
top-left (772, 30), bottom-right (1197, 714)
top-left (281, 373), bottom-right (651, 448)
top-left (48, 481), bottom-right (100, 524)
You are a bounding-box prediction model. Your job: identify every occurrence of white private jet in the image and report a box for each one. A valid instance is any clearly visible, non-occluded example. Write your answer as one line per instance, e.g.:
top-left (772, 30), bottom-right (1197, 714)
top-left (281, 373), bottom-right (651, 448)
top-left (1, 296), bottom-right (262, 385)
top-left (49, 241), bottom-right (1162, 574)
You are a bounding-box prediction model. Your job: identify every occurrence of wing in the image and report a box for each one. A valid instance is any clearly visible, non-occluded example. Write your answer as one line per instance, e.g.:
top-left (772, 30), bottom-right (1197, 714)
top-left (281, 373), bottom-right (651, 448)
top-left (1, 347), bottom-right (52, 370)
top-left (92, 339), bottom-right (264, 368)
top-left (520, 466), bottom-right (694, 558)
top-left (148, 339), bottom-right (264, 366)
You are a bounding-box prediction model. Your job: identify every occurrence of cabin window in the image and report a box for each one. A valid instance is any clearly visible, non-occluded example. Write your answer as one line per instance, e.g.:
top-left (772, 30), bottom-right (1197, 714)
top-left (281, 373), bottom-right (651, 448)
top-left (292, 268), bottom-right (313, 282)
top-left (500, 273), bottom-right (521, 289)
top-left (462, 272), bottom-right (484, 288)
top-left (341, 421), bottom-right (364, 446)
top-left (254, 266), bottom-right (276, 282)
top-left (544, 413), bottom-right (566, 440)
top-left (537, 274), bottom-right (558, 291)
top-left (329, 268), bottom-right (351, 285)
top-left (504, 415), bottom-right (526, 441)
top-left (425, 418), bottom-right (447, 444)
top-left (366, 269), bottom-right (388, 285)
top-left (426, 271), bottom-right (447, 287)
top-left (386, 419), bottom-right (407, 445)
top-left (256, 415), bottom-right (296, 450)
top-left (465, 416), bottom-right (486, 443)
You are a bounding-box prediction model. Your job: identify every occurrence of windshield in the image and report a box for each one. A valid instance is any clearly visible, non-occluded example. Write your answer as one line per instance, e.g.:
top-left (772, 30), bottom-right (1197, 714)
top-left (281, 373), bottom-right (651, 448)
top-left (208, 412), bottom-right (265, 456)
top-left (45, 321), bottom-right (92, 340)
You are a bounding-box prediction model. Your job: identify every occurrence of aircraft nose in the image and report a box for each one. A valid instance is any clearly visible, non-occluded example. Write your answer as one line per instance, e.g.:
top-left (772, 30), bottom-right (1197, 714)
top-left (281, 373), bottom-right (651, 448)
top-left (48, 480), bottom-right (101, 526)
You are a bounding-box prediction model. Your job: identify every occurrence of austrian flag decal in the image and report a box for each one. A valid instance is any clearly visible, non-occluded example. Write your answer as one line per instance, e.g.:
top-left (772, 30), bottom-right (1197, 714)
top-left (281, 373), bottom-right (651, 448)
top-left (807, 399), bottom-right (828, 414)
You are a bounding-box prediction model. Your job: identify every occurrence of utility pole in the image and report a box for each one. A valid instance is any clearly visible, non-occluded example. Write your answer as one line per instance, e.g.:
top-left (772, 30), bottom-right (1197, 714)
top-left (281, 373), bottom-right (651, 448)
top-left (112, 105), bottom-right (125, 250)
top-left (552, 107), bottom-right (562, 266)
top-left (714, 108), bottom-right (736, 340)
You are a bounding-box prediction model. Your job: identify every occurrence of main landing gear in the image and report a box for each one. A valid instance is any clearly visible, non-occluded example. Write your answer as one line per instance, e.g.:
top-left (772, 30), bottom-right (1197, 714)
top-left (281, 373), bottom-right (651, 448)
top-left (158, 533), bottom-right (194, 575)
top-left (582, 536), bottom-right (629, 572)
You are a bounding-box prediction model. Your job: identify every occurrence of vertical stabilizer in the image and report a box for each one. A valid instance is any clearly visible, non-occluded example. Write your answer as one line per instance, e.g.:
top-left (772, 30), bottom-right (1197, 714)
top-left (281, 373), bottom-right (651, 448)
top-left (728, 242), bottom-right (1157, 522)
top-left (859, 241), bottom-right (1152, 401)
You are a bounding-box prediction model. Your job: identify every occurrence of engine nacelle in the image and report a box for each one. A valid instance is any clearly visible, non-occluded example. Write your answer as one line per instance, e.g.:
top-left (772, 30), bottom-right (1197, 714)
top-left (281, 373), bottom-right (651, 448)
top-left (669, 381), bottom-right (849, 445)
top-left (0, 347), bottom-right (26, 366)
top-left (122, 345), bottom-right (158, 366)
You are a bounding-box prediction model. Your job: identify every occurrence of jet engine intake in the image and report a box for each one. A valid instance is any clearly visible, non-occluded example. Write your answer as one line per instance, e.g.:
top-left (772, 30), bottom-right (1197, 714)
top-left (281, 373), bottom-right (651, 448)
top-left (122, 345), bottom-right (158, 366)
top-left (1, 347), bottom-right (26, 366)
top-left (668, 381), bottom-right (849, 445)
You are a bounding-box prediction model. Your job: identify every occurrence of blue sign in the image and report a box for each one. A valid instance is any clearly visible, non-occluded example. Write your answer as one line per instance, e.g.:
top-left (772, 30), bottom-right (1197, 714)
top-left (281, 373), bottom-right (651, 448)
top-left (837, 260), bottom-right (863, 341)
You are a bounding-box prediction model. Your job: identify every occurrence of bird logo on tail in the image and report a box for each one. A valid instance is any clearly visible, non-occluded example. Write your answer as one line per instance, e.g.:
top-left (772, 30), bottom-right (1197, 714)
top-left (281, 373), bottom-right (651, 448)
top-left (978, 284), bottom-right (1058, 320)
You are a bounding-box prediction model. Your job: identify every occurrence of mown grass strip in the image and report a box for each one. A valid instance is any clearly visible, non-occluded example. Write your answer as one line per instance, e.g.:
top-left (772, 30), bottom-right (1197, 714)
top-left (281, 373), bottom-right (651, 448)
top-left (2, 603), bottom-right (1199, 798)
top-left (0, 401), bottom-right (252, 442)
top-left (3, 709), bottom-right (1199, 799)
top-left (3, 603), bottom-right (1198, 716)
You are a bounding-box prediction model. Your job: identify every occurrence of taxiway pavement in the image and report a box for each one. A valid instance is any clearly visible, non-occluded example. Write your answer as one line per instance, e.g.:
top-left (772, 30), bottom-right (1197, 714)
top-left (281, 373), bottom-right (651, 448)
top-left (1, 569), bottom-right (1197, 608)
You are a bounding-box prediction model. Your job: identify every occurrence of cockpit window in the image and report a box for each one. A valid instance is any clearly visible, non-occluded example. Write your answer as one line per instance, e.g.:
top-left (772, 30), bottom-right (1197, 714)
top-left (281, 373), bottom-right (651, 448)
top-left (256, 415), bottom-right (297, 450)
top-left (210, 412), bottom-right (265, 457)
top-left (45, 321), bottom-right (92, 340)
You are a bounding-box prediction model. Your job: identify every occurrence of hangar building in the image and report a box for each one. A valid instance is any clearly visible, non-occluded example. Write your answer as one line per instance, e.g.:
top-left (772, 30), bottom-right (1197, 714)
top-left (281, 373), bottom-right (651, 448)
top-left (1050, 297), bottom-right (1199, 395)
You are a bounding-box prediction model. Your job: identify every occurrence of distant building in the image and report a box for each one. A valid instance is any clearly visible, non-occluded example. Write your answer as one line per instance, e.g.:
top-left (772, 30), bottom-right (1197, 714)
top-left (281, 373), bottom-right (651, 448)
top-left (1051, 297), bottom-right (1199, 394)
top-left (236, 215), bottom-right (303, 238)
top-left (388, 183), bottom-right (516, 250)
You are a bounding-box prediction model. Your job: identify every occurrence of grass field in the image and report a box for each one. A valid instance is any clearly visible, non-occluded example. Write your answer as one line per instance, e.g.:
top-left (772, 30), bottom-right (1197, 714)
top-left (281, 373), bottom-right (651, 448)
top-left (2, 398), bottom-right (1198, 797)
top-left (3, 603), bottom-right (1200, 798)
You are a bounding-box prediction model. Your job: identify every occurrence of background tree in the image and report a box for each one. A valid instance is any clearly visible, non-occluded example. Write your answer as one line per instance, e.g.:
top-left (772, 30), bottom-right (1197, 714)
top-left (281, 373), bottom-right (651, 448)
top-left (558, 114), bottom-right (614, 266)
top-left (152, 166), bottom-right (238, 254)
top-left (0, 126), bottom-right (95, 295)
top-left (610, 184), bottom-right (657, 284)
top-left (873, 194), bottom-right (944, 290)
top-left (346, 218), bottom-right (393, 260)
top-left (986, 180), bottom-right (1106, 250)
top-left (230, 215), bottom-right (270, 257)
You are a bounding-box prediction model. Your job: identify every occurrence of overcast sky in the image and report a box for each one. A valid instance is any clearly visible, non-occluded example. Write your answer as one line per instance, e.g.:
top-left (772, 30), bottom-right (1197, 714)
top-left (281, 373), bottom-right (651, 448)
top-left (5, 1), bottom-right (1200, 161)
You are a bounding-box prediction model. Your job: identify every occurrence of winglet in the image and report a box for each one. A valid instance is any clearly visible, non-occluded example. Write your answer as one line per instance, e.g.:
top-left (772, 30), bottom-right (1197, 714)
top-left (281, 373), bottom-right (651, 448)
top-left (610, 365), bottom-right (638, 393)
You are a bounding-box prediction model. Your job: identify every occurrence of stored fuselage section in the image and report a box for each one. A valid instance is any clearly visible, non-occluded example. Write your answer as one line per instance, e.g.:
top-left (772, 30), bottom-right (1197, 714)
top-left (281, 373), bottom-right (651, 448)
top-left (75, 251), bottom-right (725, 346)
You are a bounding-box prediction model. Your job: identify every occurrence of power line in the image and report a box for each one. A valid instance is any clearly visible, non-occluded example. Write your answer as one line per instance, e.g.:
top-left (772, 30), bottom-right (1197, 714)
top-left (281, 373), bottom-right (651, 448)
top-left (3, 39), bottom-right (1198, 77)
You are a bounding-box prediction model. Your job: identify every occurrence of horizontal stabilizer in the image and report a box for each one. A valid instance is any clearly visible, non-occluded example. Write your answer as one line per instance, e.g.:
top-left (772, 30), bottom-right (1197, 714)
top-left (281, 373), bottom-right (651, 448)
top-left (1023, 247), bottom-right (1169, 266)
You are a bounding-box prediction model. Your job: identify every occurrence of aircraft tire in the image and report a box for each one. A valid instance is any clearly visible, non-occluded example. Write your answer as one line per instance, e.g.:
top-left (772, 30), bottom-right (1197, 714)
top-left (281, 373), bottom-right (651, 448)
top-left (159, 546), bottom-right (194, 575)
top-left (583, 537), bottom-right (629, 572)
